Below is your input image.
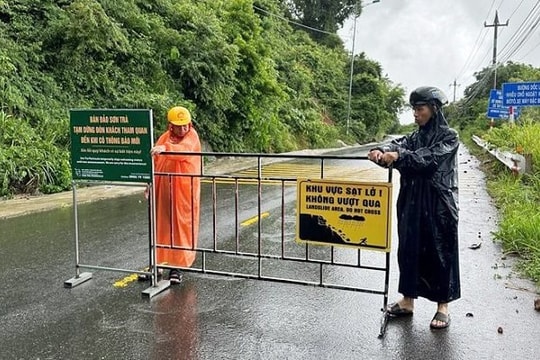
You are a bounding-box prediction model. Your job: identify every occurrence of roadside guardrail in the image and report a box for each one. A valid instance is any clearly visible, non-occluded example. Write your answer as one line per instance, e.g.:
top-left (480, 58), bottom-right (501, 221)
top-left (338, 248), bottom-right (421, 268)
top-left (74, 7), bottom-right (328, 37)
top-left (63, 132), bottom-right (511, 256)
top-left (472, 135), bottom-right (532, 175)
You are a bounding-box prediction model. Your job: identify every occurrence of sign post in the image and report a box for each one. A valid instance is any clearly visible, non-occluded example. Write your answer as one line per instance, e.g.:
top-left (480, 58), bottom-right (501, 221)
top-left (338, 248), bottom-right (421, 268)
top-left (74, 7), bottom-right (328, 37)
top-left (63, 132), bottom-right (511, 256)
top-left (66, 109), bottom-right (168, 299)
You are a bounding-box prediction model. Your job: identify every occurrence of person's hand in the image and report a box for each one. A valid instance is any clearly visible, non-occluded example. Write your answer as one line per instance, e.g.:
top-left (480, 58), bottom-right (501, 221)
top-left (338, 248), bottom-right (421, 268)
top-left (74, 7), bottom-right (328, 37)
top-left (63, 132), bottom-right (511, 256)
top-left (150, 145), bottom-right (166, 156)
top-left (368, 150), bottom-right (398, 166)
top-left (144, 184), bottom-right (150, 200)
top-left (368, 150), bottom-right (383, 163)
top-left (380, 151), bottom-right (399, 165)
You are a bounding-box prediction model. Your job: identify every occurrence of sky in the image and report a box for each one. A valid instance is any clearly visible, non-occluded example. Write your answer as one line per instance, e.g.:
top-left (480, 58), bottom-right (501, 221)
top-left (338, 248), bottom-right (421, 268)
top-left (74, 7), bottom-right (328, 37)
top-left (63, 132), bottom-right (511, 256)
top-left (337, 0), bottom-right (540, 124)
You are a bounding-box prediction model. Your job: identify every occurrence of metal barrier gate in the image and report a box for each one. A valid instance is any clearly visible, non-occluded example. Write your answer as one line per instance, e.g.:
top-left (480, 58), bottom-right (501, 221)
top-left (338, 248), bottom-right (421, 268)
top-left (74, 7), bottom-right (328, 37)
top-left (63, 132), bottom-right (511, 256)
top-left (65, 151), bottom-right (394, 337)
top-left (154, 151), bottom-right (394, 337)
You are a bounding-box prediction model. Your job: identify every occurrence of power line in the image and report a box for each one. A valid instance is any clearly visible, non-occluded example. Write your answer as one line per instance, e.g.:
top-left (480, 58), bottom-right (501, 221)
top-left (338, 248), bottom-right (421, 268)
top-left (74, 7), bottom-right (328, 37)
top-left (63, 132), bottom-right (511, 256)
top-left (469, 36), bottom-right (493, 73)
top-left (485, 0), bottom-right (498, 22)
top-left (498, 0), bottom-right (540, 62)
top-left (454, 1), bottom-right (539, 117)
top-left (497, 0), bottom-right (540, 55)
top-left (461, 65), bottom-right (496, 104)
top-left (501, 14), bottom-right (540, 62)
top-left (517, 37), bottom-right (540, 61)
top-left (455, 29), bottom-right (489, 81)
top-left (466, 0), bottom-right (530, 78)
top-left (456, 3), bottom-right (539, 111)
top-left (346, 0), bottom-right (382, 134)
top-left (494, 0), bottom-right (531, 57)
top-left (252, 5), bottom-right (336, 36)
top-left (454, 0), bottom-right (497, 82)
top-left (494, 0), bottom-right (506, 13)
top-left (507, 0), bottom-right (527, 19)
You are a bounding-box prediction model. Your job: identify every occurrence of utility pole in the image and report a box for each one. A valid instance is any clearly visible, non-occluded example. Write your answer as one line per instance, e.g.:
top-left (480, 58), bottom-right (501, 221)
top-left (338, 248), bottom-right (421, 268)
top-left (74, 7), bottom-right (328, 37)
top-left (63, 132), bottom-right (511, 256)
top-left (484, 11), bottom-right (508, 89)
top-left (346, 14), bottom-right (358, 136)
top-left (449, 79), bottom-right (460, 102)
top-left (346, 0), bottom-right (381, 135)
top-left (485, 11), bottom-right (509, 127)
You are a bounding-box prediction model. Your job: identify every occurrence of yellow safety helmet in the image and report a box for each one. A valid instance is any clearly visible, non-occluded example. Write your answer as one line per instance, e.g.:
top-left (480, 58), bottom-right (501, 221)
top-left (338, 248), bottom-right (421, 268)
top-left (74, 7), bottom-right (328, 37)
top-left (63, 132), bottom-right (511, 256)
top-left (167, 106), bottom-right (191, 126)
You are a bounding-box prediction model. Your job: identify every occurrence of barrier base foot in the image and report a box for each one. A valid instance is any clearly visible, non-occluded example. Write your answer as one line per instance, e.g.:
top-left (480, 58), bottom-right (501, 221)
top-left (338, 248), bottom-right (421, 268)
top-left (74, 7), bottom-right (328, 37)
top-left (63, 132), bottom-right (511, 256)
top-left (64, 272), bottom-right (93, 288)
top-left (142, 280), bottom-right (170, 299)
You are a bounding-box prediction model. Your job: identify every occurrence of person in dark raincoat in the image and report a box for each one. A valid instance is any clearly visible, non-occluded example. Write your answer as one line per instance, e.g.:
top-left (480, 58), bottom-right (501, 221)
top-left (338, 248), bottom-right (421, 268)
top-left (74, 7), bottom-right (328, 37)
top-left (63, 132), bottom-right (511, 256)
top-left (368, 86), bottom-right (460, 329)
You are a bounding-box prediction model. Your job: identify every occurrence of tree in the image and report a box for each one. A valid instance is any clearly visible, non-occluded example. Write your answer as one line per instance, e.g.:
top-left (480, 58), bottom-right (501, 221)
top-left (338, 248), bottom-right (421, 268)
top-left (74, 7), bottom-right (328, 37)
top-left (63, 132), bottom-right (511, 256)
top-left (0, 0), bottom-right (406, 196)
top-left (347, 53), bottom-right (405, 142)
top-left (282, 0), bottom-right (359, 45)
top-left (450, 62), bottom-right (540, 133)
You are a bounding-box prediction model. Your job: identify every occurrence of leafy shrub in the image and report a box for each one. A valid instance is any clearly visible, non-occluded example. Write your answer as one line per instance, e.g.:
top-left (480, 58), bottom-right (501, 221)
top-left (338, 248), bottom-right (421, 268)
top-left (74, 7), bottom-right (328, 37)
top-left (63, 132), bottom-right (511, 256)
top-left (0, 112), bottom-right (71, 197)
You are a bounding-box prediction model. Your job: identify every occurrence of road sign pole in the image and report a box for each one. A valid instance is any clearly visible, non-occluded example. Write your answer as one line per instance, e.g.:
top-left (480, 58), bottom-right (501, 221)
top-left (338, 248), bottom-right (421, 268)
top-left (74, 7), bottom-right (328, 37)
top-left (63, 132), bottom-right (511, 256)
top-left (509, 106), bottom-right (515, 124)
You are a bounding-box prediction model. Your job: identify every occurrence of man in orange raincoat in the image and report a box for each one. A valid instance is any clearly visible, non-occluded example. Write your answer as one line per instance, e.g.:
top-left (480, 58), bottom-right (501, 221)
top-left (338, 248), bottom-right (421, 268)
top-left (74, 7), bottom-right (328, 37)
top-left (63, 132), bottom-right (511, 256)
top-left (151, 106), bottom-right (201, 284)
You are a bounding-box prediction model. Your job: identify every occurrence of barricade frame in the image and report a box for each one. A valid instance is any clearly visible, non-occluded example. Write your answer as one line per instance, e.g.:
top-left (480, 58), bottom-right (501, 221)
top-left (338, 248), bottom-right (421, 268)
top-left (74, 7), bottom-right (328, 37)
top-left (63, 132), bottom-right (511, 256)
top-left (64, 150), bottom-right (394, 337)
top-left (154, 151), bottom-right (394, 337)
top-left (63, 180), bottom-right (170, 298)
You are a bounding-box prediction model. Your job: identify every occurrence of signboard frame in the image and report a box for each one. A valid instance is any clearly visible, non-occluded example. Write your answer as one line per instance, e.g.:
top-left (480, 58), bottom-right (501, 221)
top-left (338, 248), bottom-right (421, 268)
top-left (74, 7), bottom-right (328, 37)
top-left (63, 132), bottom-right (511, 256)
top-left (487, 89), bottom-right (520, 119)
top-left (502, 81), bottom-right (540, 107)
top-left (296, 178), bottom-right (392, 252)
top-left (69, 109), bottom-right (154, 183)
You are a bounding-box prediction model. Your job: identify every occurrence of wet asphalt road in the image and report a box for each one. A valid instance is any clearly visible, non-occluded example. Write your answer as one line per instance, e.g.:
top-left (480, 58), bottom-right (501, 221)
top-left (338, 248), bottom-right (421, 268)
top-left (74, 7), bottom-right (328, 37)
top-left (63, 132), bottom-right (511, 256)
top-left (1, 145), bottom-right (539, 360)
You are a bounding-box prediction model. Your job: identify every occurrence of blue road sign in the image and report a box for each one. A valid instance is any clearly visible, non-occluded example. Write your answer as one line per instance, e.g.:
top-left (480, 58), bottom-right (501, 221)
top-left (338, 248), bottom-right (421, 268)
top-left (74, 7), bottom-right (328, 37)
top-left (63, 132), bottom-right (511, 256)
top-left (488, 89), bottom-right (503, 108)
top-left (487, 107), bottom-right (519, 119)
top-left (487, 89), bottom-right (520, 119)
top-left (502, 81), bottom-right (540, 107)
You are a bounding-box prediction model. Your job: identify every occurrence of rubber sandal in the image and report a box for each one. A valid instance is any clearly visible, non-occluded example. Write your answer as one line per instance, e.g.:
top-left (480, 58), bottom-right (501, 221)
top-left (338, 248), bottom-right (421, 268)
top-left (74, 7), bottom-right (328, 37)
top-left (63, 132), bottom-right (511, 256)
top-left (168, 269), bottom-right (183, 285)
top-left (430, 311), bottom-right (450, 329)
top-left (387, 302), bottom-right (414, 317)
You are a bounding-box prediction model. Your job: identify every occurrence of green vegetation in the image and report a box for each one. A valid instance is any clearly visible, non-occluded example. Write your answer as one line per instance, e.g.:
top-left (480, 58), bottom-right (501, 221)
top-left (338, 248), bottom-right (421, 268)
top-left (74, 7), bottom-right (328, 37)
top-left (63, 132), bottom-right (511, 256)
top-left (0, 111), bottom-right (71, 195)
top-left (447, 62), bottom-right (540, 285)
top-left (1, 0), bottom-right (537, 287)
top-left (0, 0), bottom-right (404, 197)
top-left (483, 120), bottom-right (540, 284)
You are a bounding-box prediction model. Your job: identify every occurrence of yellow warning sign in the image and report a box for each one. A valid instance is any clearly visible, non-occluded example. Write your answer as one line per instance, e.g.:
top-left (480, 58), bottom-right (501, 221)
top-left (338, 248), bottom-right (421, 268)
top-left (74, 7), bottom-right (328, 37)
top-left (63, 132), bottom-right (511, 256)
top-left (296, 179), bottom-right (392, 252)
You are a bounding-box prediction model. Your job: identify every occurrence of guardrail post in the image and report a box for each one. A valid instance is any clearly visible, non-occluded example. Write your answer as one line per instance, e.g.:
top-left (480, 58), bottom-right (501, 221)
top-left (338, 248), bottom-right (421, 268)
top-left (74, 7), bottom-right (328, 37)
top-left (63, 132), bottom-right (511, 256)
top-left (524, 153), bottom-right (533, 174)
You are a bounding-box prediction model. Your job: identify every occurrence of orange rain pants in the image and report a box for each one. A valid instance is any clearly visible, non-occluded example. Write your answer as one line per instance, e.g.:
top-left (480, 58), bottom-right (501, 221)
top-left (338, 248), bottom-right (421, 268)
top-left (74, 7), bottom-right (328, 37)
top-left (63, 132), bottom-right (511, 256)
top-left (153, 128), bottom-right (201, 267)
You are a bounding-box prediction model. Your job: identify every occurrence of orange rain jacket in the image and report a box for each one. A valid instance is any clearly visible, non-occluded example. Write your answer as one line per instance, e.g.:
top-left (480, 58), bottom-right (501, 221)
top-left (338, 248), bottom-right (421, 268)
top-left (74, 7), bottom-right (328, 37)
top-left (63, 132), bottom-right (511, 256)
top-left (153, 127), bottom-right (201, 267)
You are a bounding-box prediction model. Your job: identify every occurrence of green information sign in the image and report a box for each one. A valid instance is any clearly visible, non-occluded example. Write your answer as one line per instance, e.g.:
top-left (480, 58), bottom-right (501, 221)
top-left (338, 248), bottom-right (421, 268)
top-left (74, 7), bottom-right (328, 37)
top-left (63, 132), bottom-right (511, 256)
top-left (70, 109), bottom-right (153, 183)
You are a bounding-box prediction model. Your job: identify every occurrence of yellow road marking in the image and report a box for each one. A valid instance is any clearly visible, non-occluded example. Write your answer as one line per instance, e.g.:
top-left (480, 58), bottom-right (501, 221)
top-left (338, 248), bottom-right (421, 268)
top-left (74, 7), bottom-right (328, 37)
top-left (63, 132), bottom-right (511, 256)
top-left (113, 264), bottom-right (170, 288)
top-left (241, 212), bottom-right (270, 226)
top-left (113, 273), bottom-right (139, 288)
top-left (202, 163), bottom-right (385, 184)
